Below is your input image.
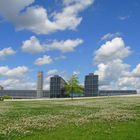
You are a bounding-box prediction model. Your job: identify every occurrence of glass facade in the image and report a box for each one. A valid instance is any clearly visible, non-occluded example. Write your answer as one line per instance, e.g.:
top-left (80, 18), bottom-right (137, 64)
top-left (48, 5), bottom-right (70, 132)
top-left (84, 73), bottom-right (99, 96)
top-left (0, 90), bottom-right (49, 99)
top-left (50, 75), bottom-right (66, 98)
top-left (99, 90), bottom-right (137, 96)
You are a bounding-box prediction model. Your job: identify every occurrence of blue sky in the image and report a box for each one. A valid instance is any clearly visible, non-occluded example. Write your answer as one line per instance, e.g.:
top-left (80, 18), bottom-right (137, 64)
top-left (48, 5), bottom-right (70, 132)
top-left (0, 0), bottom-right (140, 91)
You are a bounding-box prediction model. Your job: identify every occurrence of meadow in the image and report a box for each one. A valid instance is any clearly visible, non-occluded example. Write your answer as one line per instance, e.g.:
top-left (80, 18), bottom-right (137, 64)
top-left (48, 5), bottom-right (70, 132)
top-left (0, 96), bottom-right (140, 140)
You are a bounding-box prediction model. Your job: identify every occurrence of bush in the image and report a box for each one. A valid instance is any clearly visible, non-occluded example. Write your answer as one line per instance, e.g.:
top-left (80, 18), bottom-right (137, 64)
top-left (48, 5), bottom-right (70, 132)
top-left (0, 96), bottom-right (12, 101)
top-left (0, 97), bottom-right (4, 101)
top-left (3, 95), bottom-right (12, 99)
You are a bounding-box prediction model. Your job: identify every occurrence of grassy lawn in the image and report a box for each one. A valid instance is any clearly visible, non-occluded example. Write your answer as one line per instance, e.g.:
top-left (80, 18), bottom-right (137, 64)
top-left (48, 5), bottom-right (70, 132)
top-left (0, 96), bottom-right (140, 140)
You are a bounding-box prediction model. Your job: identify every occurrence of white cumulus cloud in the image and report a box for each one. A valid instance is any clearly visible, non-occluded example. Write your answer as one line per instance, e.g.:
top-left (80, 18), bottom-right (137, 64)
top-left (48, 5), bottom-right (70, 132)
top-left (94, 37), bottom-right (140, 91)
top-left (0, 65), bottom-right (35, 89)
top-left (0, 66), bottom-right (29, 78)
top-left (0, 0), bottom-right (94, 34)
top-left (47, 69), bottom-right (59, 76)
top-left (101, 32), bottom-right (121, 41)
top-left (22, 36), bottom-right (83, 53)
top-left (0, 47), bottom-right (16, 60)
top-left (34, 55), bottom-right (53, 66)
top-left (0, 78), bottom-right (36, 90)
top-left (94, 37), bottom-right (132, 64)
top-left (47, 39), bottom-right (84, 53)
top-left (131, 64), bottom-right (140, 77)
top-left (22, 36), bottom-right (44, 53)
top-left (95, 60), bottom-right (130, 86)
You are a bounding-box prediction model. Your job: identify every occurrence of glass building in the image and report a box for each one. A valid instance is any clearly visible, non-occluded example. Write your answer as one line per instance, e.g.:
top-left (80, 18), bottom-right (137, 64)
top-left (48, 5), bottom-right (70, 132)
top-left (50, 75), bottom-right (66, 98)
top-left (0, 90), bottom-right (50, 99)
top-left (99, 90), bottom-right (137, 96)
top-left (84, 73), bottom-right (99, 96)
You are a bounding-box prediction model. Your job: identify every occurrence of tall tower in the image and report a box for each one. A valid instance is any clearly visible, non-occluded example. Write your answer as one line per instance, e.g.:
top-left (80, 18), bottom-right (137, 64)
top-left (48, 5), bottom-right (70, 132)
top-left (84, 73), bottom-right (99, 97)
top-left (37, 71), bottom-right (43, 98)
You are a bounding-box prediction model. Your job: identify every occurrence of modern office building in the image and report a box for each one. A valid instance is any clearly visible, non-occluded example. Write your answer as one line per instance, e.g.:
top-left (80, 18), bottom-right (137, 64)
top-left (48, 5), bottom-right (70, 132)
top-left (50, 75), bottom-right (67, 98)
top-left (99, 90), bottom-right (137, 96)
top-left (84, 73), bottom-right (99, 96)
top-left (0, 90), bottom-right (49, 99)
top-left (0, 72), bottom-right (138, 99)
top-left (37, 71), bottom-right (43, 98)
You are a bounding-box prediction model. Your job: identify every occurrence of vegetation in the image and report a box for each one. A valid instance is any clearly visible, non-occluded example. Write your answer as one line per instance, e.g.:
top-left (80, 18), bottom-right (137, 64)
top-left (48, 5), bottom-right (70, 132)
top-left (3, 95), bottom-right (12, 99)
top-left (0, 96), bottom-right (140, 140)
top-left (0, 96), bottom-right (12, 101)
top-left (65, 74), bottom-right (84, 98)
top-left (0, 96), bottom-right (4, 101)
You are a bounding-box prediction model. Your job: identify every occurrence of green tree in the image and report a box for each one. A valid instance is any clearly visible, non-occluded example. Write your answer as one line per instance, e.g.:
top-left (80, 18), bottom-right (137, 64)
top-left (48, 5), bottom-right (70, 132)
top-left (65, 74), bottom-right (83, 99)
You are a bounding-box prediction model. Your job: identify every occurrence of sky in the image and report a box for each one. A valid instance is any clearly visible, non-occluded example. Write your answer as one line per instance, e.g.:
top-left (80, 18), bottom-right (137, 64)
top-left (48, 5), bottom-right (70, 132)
top-left (0, 0), bottom-right (140, 91)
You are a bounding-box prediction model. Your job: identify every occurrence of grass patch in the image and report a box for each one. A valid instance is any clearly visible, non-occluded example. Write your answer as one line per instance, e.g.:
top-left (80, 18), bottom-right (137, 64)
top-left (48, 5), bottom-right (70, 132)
top-left (0, 96), bottom-right (140, 140)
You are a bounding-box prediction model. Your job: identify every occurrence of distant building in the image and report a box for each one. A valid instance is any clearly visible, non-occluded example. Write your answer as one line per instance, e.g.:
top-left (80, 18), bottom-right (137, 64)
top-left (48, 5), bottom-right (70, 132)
top-left (0, 85), bottom-right (4, 90)
top-left (37, 71), bottom-right (43, 98)
top-left (84, 73), bottom-right (99, 96)
top-left (50, 75), bottom-right (66, 98)
top-left (99, 90), bottom-right (137, 96)
top-left (0, 72), bottom-right (138, 99)
top-left (0, 90), bottom-right (49, 99)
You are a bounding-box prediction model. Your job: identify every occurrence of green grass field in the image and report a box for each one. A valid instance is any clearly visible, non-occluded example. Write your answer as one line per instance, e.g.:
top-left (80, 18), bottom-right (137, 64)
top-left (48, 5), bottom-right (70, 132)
top-left (0, 96), bottom-right (140, 140)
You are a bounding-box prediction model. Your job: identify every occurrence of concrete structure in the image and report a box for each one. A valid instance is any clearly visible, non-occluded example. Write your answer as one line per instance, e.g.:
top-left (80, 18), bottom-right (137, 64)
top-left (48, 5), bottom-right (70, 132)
top-left (84, 73), bottom-right (99, 96)
top-left (50, 75), bottom-right (66, 98)
top-left (99, 90), bottom-right (137, 96)
top-left (37, 71), bottom-right (43, 98)
top-left (0, 90), bottom-right (49, 99)
top-left (0, 85), bottom-right (4, 90)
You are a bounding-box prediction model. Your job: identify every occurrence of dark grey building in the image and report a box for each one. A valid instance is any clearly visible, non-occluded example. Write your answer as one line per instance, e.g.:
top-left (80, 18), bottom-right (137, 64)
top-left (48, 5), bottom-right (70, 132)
top-left (84, 73), bottom-right (99, 96)
top-left (99, 90), bottom-right (137, 96)
top-left (50, 75), bottom-right (66, 98)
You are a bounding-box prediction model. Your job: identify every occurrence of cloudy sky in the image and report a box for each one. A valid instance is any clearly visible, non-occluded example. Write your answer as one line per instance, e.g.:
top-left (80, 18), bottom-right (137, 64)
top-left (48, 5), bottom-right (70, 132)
top-left (0, 0), bottom-right (140, 91)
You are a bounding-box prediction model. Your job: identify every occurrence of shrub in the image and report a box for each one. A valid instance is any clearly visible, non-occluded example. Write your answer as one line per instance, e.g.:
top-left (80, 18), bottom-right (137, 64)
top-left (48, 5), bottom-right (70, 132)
top-left (0, 96), bottom-right (4, 101)
top-left (3, 95), bottom-right (12, 99)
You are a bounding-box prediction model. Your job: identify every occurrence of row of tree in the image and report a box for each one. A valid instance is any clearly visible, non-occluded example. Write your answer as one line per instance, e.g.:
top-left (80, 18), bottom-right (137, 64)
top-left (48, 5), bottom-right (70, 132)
top-left (65, 74), bottom-right (84, 98)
